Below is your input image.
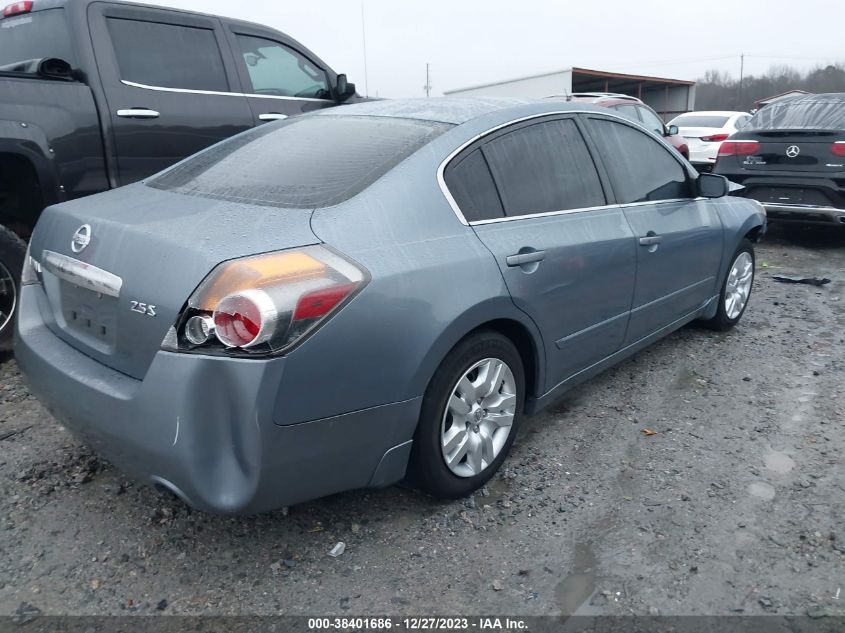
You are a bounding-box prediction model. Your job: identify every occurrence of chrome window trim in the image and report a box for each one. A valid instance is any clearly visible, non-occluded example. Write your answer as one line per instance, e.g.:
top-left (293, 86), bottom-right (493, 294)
top-left (120, 79), bottom-right (334, 103)
top-left (437, 109), bottom-right (697, 226)
top-left (41, 250), bottom-right (123, 298)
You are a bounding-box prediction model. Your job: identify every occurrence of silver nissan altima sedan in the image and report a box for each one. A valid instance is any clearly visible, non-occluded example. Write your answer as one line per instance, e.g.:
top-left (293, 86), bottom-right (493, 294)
top-left (15, 98), bottom-right (766, 514)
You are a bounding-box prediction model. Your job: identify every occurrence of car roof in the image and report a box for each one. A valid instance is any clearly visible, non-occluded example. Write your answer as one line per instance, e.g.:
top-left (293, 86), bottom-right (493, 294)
top-left (315, 97), bottom-right (600, 125)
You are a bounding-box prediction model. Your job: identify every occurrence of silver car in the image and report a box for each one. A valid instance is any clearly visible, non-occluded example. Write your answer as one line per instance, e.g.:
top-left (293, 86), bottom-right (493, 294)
top-left (15, 99), bottom-right (766, 514)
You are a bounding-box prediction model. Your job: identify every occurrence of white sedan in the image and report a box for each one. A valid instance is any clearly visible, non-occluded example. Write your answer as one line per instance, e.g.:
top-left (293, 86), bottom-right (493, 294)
top-left (669, 111), bottom-right (752, 170)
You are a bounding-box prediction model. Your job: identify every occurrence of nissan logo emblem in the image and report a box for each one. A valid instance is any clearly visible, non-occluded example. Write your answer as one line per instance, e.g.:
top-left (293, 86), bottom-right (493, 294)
top-left (71, 224), bottom-right (91, 253)
top-left (785, 145), bottom-right (801, 158)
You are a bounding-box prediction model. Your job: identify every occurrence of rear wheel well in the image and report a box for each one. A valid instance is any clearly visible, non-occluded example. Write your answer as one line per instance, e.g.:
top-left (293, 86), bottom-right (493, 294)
top-left (465, 319), bottom-right (539, 402)
top-left (0, 153), bottom-right (44, 240)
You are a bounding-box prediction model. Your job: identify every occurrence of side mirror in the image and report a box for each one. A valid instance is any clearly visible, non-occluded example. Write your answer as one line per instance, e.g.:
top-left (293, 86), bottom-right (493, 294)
top-left (698, 173), bottom-right (729, 198)
top-left (37, 57), bottom-right (75, 81)
top-left (665, 124), bottom-right (679, 136)
top-left (335, 74), bottom-right (356, 103)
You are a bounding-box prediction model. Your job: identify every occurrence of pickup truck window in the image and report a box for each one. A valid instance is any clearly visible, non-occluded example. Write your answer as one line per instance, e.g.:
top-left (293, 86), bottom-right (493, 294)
top-left (236, 34), bottom-right (330, 100)
top-left (148, 115), bottom-right (452, 208)
top-left (106, 18), bottom-right (228, 92)
top-left (0, 8), bottom-right (75, 71)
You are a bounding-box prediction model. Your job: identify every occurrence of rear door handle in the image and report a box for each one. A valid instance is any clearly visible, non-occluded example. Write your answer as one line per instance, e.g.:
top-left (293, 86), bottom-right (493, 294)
top-left (506, 250), bottom-right (546, 267)
top-left (116, 108), bottom-right (160, 119)
top-left (639, 235), bottom-right (663, 246)
top-left (259, 113), bottom-right (288, 121)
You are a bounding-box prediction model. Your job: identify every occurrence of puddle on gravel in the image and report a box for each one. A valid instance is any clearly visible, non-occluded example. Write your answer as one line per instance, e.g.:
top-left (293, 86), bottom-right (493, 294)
top-left (764, 450), bottom-right (795, 474)
top-left (555, 542), bottom-right (597, 615)
top-left (748, 481), bottom-right (776, 500)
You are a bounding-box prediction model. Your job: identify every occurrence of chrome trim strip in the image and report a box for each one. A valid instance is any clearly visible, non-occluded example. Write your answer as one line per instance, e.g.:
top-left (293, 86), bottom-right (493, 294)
top-left (120, 79), bottom-right (334, 103)
top-left (41, 250), bottom-right (123, 298)
top-left (762, 202), bottom-right (845, 214)
top-left (436, 109), bottom-right (694, 226)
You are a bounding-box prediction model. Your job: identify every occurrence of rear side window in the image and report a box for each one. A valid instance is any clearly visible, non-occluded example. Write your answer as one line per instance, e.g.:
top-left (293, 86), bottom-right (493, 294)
top-left (236, 35), bottom-right (330, 99)
top-left (0, 8), bottom-right (75, 70)
top-left (482, 119), bottom-right (605, 216)
top-left (107, 18), bottom-right (228, 92)
top-left (149, 115), bottom-right (451, 208)
top-left (444, 150), bottom-right (503, 222)
top-left (613, 104), bottom-right (640, 123)
top-left (589, 118), bottom-right (691, 204)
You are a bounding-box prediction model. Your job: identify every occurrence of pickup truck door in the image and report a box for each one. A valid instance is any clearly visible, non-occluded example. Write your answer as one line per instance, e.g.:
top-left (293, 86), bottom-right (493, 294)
top-left (87, 4), bottom-right (254, 186)
top-left (222, 23), bottom-right (339, 125)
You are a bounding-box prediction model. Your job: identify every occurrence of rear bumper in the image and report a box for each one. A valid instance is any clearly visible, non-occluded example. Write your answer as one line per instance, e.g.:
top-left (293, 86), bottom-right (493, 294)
top-left (14, 285), bottom-right (420, 514)
top-left (761, 203), bottom-right (845, 226)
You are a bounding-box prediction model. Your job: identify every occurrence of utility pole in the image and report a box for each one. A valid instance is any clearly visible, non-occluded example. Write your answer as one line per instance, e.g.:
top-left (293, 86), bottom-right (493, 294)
top-left (738, 53), bottom-right (745, 109)
top-left (360, 0), bottom-right (369, 97)
top-left (424, 63), bottom-right (431, 98)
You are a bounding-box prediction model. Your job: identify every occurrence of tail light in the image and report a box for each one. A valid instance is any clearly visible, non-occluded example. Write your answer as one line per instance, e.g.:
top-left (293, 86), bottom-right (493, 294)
top-left (832, 141), bottom-right (845, 157)
top-left (701, 133), bottom-right (730, 142)
top-left (163, 246), bottom-right (368, 356)
top-left (3, 1), bottom-right (32, 17)
top-left (718, 140), bottom-right (759, 157)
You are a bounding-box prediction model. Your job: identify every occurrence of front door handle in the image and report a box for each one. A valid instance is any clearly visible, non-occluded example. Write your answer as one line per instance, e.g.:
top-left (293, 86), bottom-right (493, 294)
top-left (259, 113), bottom-right (288, 121)
top-left (638, 234), bottom-right (663, 246)
top-left (116, 108), bottom-right (160, 119)
top-left (506, 250), bottom-right (546, 267)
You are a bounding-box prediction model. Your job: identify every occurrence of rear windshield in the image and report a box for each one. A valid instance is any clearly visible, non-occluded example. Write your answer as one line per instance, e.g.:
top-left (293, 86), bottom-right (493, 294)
top-left (0, 8), bottom-right (75, 72)
top-left (672, 115), bottom-right (729, 128)
top-left (746, 96), bottom-right (845, 131)
top-left (148, 115), bottom-right (452, 208)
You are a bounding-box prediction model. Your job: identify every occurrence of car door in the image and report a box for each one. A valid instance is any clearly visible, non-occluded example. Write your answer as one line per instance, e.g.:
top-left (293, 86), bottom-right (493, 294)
top-left (223, 24), bottom-right (338, 125)
top-left (444, 115), bottom-right (638, 389)
top-left (584, 115), bottom-right (723, 344)
top-left (88, 4), bottom-right (254, 186)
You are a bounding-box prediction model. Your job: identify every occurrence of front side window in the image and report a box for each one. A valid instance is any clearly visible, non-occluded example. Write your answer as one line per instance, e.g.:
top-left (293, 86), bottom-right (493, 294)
top-left (637, 107), bottom-right (666, 136)
top-left (149, 115), bottom-right (451, 208)
top-left (481, 118), bottom-right (605, 217)
top-left (589, 118), bottom-right (691, 204)
top-left (107, 18), bottom-right (228, 91)
top-left (237, 35), bottom-right (330, 99)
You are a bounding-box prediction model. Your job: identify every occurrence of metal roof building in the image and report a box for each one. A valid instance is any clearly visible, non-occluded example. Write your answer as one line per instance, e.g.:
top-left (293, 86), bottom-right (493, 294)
top-left (445, 67), bottom-right (696, 121)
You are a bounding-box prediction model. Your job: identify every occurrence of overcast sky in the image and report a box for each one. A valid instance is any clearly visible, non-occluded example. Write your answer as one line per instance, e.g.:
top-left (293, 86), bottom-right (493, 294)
top-left (142, 0), bottom-right (844, 98)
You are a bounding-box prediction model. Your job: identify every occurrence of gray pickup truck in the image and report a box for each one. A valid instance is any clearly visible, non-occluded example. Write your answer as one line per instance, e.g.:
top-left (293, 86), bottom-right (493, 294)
top-left (0, 0), bottom-right (358, 348)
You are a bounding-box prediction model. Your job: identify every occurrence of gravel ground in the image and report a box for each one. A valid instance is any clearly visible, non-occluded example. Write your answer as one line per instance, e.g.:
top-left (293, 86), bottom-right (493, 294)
top-left (0, 224), bottom-right (843, 618)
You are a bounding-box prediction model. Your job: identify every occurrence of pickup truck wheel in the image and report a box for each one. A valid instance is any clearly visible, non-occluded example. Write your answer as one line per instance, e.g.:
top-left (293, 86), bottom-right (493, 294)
top-left (700, 239), bottom-right (755, 332)
top-left (0, 225), bottom-right (25, 352)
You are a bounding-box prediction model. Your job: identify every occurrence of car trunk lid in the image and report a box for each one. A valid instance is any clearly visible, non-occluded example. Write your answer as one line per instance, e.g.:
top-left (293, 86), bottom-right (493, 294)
top-left (29, 185), bottom-right (319, 379)
top-left (739, 130), bottom-right (845, 172)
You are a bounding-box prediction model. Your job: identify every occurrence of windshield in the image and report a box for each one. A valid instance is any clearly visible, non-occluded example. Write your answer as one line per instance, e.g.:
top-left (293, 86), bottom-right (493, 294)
top-left (672, 115), bottom-right (730, 128)
top-left (148, 115), bottom-right (452, 208)
top-left (0, 8), bottom-right (75, 72)
top-left (745, 96), bottom-right (845, 131)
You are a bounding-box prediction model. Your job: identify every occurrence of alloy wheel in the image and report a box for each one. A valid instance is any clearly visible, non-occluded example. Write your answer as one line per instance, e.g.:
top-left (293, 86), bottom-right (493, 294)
top-left (725, 251), bottom-right (753, 319)
top-left (0, 260), bottom-right (16, 337)
top-left (440, 357), bottom-right (517, 478)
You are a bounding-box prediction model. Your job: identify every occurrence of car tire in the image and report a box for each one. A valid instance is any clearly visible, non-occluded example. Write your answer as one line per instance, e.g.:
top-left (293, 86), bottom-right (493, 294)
top-left (700, 238), bottom-right (755, 332)
top-left (0, 225), bottom-right (25, 352)
top-left (407, 330), bottom-right (524, 499)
